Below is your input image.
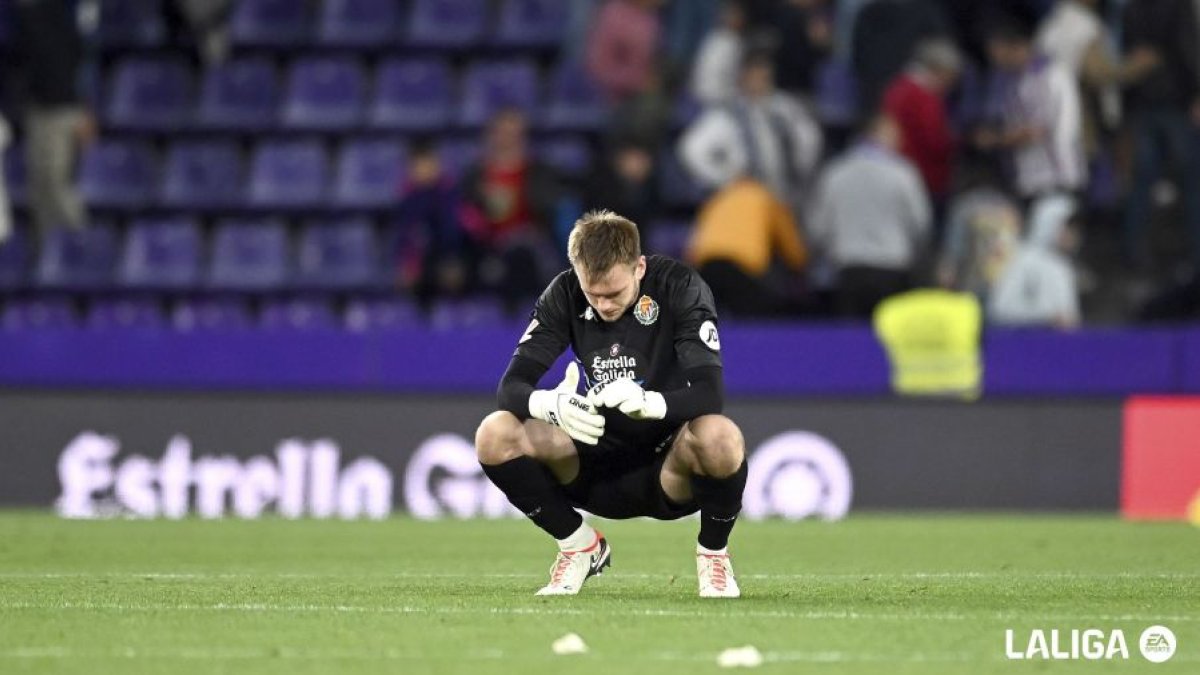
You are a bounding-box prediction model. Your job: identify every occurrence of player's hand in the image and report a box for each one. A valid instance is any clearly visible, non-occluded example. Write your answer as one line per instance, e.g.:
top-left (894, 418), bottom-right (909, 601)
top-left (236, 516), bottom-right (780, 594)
top-left (527, 363), bottom-right (605, 445)
top-left (586, 378), bottom-right (667, 420)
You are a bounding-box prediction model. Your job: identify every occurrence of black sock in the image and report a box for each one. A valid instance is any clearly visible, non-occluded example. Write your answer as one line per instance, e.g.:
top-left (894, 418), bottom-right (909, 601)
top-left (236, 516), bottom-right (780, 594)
top-left (691, 459), bottom-right (747, 550)
top-left (481, 456), bottom-right (582, 540)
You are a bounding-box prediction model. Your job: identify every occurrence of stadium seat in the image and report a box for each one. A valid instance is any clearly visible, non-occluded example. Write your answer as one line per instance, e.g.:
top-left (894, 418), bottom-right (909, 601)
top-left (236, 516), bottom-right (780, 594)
top-left (4, 143), bottom-right (27, 207)
top-left (647, 220), bottom-right (693, 260)
top-left (161, 140), bottom-right (245, 208)
top-left (332, 139), bottom-right (406, 208)
top-left (435, 138), bottom-right (482, 178)
top-left (295, 217), bottom-right (380, 290)
top-left (344, 297), bottom-right (422, 331)
top-left (106, 57), bottom-right (193, 130)
top-left (541, 60), bottom-right (608, 132)
top-left (208, 219), bottom-right (290, 291)
top-left (118, 217), bottom-right (203, 290)
top-left (406, 0), bottom-right (488, 48)
top-left (536, 136), bottom-right (592, 178)
top-left (368, 58), bottom-right (453, 131)
top-left (492, 0), bottom-right (567, 47)
top-left (1, 297), bottom-right (78, 331)
top-left (282, 57), bottom-right (366, 130)
top-left (230, 0), bottom-right (310, 47)
top-left (35, 224), bottom-right (119, 291)
top-left (78, 139), bottom-right (158, 208)
top-left (172, 297), bottom-right (254, 332)
top-left (0, 226), bottom-right (31, 290)
top-left (458, 59), bottom-right (540, 127)
top-left (86, 298), bottom-right (166, 331)
top-left (248, 140), bottom-right (328, 208)
top-left (260, 297), bottom-right (339, 331)
top-left (96, 0), bottom-right (166, 47)
top-left (815, 60), bottom-right (860, 127)
top-left (317, 0), bottom-right (401, 46)
top-left (659, 150), bottom-right (708, 209)
top-left (197, 58), bottom-right (280, 130)
top-left (429, 297), bottom-right (505, 330)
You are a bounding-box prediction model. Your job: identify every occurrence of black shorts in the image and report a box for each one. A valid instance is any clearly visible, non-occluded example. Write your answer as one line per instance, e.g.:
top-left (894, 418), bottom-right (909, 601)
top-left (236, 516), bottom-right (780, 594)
top-left (558, 429), bottom-right (699, 521)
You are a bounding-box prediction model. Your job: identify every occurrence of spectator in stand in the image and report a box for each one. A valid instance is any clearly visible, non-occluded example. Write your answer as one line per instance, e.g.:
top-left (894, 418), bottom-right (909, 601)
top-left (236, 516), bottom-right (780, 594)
top-left (585, 137), bottom-right (661, 236)
top-left (686, 177), bottom-right (809, 318)
top-left (809, 113), bottom-right (933, 317)
top-left (460, 109), bottom-right (562, 311)
top-left (663, 0), bottom-right (721, 85)
top-left (0, 113), bottom-right (12, 243)
top-left (851, 0), bottom-right (950, 113)
top-left (607, 57), bottom-right (673, 151)
top-left (679, 52), bottom-right (823, 212)
top-left (882, 39), bottom-right (962, 206)
top-left (164, 0), bottom-right (235, 66)
top-left (586, 0), bottom-right (665, 102)
top-left (989, 195), bottom-right (1082, 328)
top-left (13, 0), bottom-right (95, 238)
top-left (975, 19), bottom-right (1086, 202)
top-left (937, 163), bottom-right (1023, 300)
top-left (394, 139), bottom-right (471, 311)
top-left (752, 0), bottom-right (834, 97)
top-left (1119, 0), bottom-right (1200, 270)
top-left (689, 0), bottom-right (746, 105)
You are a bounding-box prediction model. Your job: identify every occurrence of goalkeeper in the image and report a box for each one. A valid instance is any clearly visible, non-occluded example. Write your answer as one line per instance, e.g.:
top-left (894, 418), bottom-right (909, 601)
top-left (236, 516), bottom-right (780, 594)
top-left (475, 210), bottom-right (746, 598)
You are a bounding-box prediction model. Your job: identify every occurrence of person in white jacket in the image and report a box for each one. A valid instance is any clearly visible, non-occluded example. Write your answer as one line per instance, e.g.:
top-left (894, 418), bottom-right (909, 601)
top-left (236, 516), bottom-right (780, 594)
top-left (689, 0), bottom-right (746, 105)
top-left (988, 195), bottom-right (1082, 329)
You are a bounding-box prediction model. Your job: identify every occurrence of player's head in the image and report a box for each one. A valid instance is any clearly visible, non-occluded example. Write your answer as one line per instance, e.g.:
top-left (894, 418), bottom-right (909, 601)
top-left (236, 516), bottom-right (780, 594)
top-left (568, 210), bottom-right (647, 323)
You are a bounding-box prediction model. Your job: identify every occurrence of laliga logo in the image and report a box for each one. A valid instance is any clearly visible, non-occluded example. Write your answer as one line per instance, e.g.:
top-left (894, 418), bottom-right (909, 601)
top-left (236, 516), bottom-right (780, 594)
top-left (1004, 625), bottom-right (1175, 663)
top-left (404, 434), bottom-right (519, 519)
top-left (742, 431), bottom-right (852, 521)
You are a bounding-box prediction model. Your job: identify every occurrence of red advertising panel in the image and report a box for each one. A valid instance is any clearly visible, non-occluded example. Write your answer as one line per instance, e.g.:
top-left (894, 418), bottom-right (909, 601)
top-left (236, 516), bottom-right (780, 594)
top-left (1122, 397), bottom-right (1200, 520)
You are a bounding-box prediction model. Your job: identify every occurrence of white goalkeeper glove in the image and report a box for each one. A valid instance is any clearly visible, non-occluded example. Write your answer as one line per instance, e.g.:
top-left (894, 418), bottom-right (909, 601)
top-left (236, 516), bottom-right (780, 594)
top-left (528, 363), bottom-right (606, 445)
top-left (586, 378), bottom-right (667, 420)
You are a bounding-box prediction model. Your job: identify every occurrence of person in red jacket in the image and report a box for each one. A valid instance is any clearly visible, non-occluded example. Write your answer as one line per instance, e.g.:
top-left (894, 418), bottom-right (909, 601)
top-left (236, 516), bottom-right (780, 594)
top-left (882, 39), bottom-right (962, 204)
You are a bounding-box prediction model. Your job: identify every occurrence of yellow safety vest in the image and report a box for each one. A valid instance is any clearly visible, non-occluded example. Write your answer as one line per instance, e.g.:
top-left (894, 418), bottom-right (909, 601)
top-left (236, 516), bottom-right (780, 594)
top-left (873, 290), bottom-right (982, 399)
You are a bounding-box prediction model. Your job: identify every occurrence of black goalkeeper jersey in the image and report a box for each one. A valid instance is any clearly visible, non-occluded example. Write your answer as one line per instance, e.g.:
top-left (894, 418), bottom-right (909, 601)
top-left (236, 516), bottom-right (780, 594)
top-left (509, 255), bottom-right (723, 447)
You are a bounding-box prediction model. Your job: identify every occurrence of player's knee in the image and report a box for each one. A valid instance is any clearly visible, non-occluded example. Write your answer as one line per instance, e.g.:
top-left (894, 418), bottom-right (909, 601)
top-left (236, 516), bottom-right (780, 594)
top-left (474, 411), bottom-right (527, 465)
top-left (688, 415), bottom-right (745, 477)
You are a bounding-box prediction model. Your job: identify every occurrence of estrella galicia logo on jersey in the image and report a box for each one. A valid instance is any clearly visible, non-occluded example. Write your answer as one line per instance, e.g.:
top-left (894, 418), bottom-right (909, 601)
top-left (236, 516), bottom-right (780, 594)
top-left (700, 320), bottom-right (720, 351)
top-left (518, 319), bottom-right (538, 344)
top-left (633, 295), bottom-right (659, 326)
top-left (586, 346), bottom-right (647, 385)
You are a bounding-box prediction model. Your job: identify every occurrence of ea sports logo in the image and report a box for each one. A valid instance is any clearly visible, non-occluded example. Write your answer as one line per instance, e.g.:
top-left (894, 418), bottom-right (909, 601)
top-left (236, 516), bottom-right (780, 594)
top-left (1139, 626), bottom-right (1176, 663)
top-left (743, 431), bottom-right (853, 521)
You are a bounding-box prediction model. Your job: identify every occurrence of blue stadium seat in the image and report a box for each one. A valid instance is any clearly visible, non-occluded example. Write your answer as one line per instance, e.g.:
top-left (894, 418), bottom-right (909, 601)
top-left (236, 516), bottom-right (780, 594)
top-left (541, 60), bottom-right (608, 132)
top-left (1, 297), bottom-right (78, 331)
top-left (106, 57), bottom-right (193, 130)
top-left (260, 297), bottom-right (339, 331)
top-left (369, 58), bottom-right (453, 131)
top-left (161, 140), bottom-right (245, 208)
top-left (344, 297), bottom-right (422, 331)
top-left (430, 297), bottom-right (505, 330)
top-left (296, 217), bottom-right (379, 290)
top-left (248, 140), bottom-right (328, 208)
top-left (458, 59), bottom-right (540, 127)
top-left (172, 297), bottom-right (254, 332)
top-left (647, 220), bottom-right (693, 260)
top-left (96, 0), bottom-right (166, 47)
top-left (659, 150), bottom-right (708, 209)
top-left (86, 298), bottom-right (166, 331)
top-left (282, 57), bottom-right (365, 130)
top-left (35, 224), bottom-right (119, 291)
top-left (407, 0), bottom-right (487, 48)
top-left (435, 138), bottom-right (482, 178)
top-left (230, 0), bottom-right (310, 47)
top-left (492, 0), bottom-right (567, 48)
top-left (79, 140), bottom-right (158, 208)
top-left (333, 139), bottom-right (405, 208)
top-left (536, 136), bottom-right (592, 178)
top-left (318, 0), bottom-right (401, 46)
top-left (0, 226), bottom-right (31, 290)
top-left (208, 218), bottom-right (290, 291)
top-left (197, 58), bottom-right (280, 130)
top-left (118, 217), bottom-right (203, 290)
top-left (815, 60), bottom-right (860, 127)
top-left (4, 143), bottom-right (27, 207)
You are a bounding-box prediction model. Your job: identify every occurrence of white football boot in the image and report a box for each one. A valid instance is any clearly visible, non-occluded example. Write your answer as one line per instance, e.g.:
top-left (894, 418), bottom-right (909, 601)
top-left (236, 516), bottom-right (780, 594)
top-left (535, 531), bottom-right (611, 596)
top-left (697, 548), bottom-right (741, 598)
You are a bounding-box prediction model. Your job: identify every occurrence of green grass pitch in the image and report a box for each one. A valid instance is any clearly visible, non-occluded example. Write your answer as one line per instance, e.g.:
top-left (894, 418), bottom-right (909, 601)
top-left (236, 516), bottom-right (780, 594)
top-left (0, 513), bottom-right (1197, 674)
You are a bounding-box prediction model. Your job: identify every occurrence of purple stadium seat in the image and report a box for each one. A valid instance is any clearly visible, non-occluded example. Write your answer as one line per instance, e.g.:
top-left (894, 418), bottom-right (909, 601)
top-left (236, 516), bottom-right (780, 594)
top-left (78, 140), bottom-right (157, 208)
top-left (815, 60), bottom-right (860, 127)
top-left (282, 57), bottom-right (365, 130)
top-left (86, 298), bottom-right (165, 331)
top-left (369, 58), bottom-right (453, 131)
top-left (430, 297), bottom-right (505, 330)
top-left (647, 220), bottom-right (693, 260)
top-left (493, 0), bottom-right (567, 47)
top-left (536, 136), bottom-right (592, 177)
top-left (208, 219), bottom-right (290, 291)
top-left (541, 60), bottom-right (608, 132)
top-left (407, 0), bottom-right (487, 48)
top-left (106, 58), bottom-right (193, 129)
top-left (260, 297), bottom-right (339, 331)
top-left (296, 217), bottom-right (379, 289)
top-left (0, 226), bottom-right (30, 290)
top-left (344, 297), bottom-right (422, 331)
top-left (659, 150), bottom-right (708, 209)
top-left (3, 143), bottom-right (26, 207)
top-left (161, 140), bottom-right (244, 208)
top-left (96, 0), bottom-right (166, 47)
top-left (118, 217), bottom-right (203, 290)
top-left (230, 0), bottom-right (309, 47)
top-left (1, 297), bottom-right (78, 331)
top-left (318, 0), bottom-right (401, 46)
top-left (333, 139), bottom-right (405, 208)
top-left (435, 139), bottom-right (482, 178)
top-left (172, 298), bottom-right (254, 332)
top-left (197, 58), bottom-right (280, 130)
top-left (458, 59), bottom-right (540, 127)
top-left (248, 140), bottom-right (328, 208)
top-left (35, 224), bottom-right (119, 290)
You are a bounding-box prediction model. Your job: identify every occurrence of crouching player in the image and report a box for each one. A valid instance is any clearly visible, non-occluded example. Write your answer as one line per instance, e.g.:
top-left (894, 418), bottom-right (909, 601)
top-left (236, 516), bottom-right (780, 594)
top-left (475, 210), bottom-right (746, 598)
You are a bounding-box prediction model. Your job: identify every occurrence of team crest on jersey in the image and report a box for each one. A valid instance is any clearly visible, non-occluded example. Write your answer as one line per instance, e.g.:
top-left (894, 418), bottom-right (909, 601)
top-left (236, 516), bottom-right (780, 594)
top-left (633, 295), bottom-right (659, 326)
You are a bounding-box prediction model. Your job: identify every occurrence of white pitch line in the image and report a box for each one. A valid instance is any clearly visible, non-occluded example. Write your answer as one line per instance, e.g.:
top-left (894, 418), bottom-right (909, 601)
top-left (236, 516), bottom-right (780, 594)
top-left (1, 571), bottom-right (1196, 580)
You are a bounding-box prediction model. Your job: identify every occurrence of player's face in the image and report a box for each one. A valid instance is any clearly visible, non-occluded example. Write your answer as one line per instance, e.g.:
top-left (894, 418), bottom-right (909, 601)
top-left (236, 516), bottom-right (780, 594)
top-left (577, 257), bottom-right (647, 322)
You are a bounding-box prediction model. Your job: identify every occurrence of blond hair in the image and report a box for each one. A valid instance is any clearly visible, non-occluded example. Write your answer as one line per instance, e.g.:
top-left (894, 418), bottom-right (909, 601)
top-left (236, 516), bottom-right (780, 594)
top-left (567, 209), bottom-right (641, 277)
